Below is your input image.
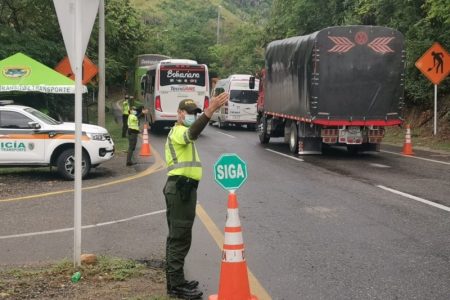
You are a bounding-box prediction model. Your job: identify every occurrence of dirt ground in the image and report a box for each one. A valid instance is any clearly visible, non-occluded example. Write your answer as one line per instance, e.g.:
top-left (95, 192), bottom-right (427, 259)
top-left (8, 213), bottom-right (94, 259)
top-left (0, 151), bottom-right (142, 200)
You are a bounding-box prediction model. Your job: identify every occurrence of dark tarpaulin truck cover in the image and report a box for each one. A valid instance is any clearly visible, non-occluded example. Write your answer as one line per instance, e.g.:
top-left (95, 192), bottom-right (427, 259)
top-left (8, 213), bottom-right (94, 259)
top-left (264, 25), bottom-right (405, 125)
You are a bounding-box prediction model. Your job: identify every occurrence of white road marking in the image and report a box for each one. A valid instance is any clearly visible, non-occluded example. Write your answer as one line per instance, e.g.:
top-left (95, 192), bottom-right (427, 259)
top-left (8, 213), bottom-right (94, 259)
top-left (377, 185), bottom-right (450, 212)
top-left (381, 150), bottom-right (450, 166)
top-left (216, 131), bottom-right (236, 138)
top-left (266, 149), bottom-right (304, 161)
top-left (0, 209), bottom-right (166, 240)
top-left (369, 163), bottom-right (391, 168)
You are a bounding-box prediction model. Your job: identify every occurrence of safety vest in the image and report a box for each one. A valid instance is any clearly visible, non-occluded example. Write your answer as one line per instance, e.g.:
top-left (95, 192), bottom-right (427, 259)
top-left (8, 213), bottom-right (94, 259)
top-left (127, 114), bottom-right (139, 131)
top-left (165, 124), bottom-right (202, 181)
top-left (122, 101), bottom-right (130, 115)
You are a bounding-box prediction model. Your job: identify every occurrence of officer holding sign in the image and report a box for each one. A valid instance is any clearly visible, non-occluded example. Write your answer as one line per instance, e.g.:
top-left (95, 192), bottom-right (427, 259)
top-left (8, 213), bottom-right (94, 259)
top-left (163, 93), bottom-right (228, 299)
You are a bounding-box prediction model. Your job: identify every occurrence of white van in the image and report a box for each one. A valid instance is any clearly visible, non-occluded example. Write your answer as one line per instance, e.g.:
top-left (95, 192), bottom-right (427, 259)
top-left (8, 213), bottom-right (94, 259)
top-left (210, 74), bottom-right (259, 129)
top-left (142, 59), bottom-right (210, 132)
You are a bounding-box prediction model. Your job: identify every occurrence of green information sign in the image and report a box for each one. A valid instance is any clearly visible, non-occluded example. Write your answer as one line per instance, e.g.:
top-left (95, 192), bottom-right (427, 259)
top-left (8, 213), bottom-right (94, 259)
top-left (214, 153), bottom-right (248, 191)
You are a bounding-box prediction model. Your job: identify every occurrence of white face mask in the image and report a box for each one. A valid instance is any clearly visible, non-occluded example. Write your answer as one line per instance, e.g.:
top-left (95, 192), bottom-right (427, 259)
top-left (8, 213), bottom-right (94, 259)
top-left (183, 114), bottom-right (196, 127)
top-left (131, 110), bottom-right (137, 115)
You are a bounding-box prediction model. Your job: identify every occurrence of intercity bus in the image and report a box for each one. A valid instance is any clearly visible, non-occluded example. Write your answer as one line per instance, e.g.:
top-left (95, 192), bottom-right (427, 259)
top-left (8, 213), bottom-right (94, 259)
top-left (130, 54), bottom-right (170, 101)
top-left (142, 59), bottom-right (210, 131)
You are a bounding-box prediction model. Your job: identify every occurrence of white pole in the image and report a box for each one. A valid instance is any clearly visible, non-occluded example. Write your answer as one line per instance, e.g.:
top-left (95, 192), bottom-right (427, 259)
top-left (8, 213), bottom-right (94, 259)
top-left (74, 0), bottom-right (83, 267)
top-left (433, 84), bottom-right (437, 136)
top-left (216, 6), bottom-right (220, 45)
top-left (98, 0), bottom-right (105, 127)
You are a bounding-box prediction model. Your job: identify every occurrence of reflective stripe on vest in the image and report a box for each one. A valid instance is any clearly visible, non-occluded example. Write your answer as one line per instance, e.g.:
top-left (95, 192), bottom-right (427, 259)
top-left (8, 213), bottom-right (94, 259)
top-left (166, 126), bottom-right (202, 178)
top-left (128, 114), bottom-right (139, 131)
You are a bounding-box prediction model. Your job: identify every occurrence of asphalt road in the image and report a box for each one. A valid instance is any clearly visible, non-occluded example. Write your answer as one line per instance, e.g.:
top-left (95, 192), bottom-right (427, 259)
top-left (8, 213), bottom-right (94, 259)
top-left (1, 124), bottom-right (449, 300)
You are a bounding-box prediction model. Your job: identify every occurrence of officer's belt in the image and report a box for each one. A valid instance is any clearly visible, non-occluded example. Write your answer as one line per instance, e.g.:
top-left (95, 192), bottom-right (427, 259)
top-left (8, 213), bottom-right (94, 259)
top-left (167, 175), bottom-right (199, 185)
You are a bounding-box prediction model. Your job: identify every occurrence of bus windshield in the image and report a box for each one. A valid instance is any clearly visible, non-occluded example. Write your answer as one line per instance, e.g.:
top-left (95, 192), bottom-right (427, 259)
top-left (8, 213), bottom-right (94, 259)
top-left (229, 90), bottom-right (259, 104)
top-left (160, 65), bottom-right (206, 87)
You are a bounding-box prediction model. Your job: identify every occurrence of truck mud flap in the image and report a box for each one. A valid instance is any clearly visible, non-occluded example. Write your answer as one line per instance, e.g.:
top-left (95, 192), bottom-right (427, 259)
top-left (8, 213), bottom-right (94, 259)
top-left (298, 137), bottom-right (322, 155)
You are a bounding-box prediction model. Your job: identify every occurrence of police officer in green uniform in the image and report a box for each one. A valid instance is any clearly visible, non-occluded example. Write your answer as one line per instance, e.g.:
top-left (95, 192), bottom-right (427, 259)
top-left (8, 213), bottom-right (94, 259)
top-left (122, 95), bottom-right (130, 138)
top-left (126, 106), bottom-right (147, 166)
top-left (164, 93), bottom-right (228, 299)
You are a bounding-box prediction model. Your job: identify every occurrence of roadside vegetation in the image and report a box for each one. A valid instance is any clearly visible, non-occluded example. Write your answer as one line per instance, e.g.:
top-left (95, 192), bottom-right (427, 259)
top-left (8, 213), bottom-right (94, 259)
top-left (0, 0), bottom-right (449, 138)
top-left (0, 256), bottom-right (167, 299)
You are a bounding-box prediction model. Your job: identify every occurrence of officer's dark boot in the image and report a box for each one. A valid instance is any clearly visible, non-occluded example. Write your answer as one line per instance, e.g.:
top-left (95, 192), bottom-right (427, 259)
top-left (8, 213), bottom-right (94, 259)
top-left (126, 151), bottom-right (134, 166)
top-left (167, 283), bottom-right (203, 300)
top-left (167, 280), bottom-right (199, 291)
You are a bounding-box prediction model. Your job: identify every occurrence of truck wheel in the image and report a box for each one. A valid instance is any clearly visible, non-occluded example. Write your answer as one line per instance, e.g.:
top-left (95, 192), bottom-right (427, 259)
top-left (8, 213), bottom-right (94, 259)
top-left (289, 122), bottom-right (298, 153)
top-left (258, 116), bottom-right (270, 144)
top-left (56, 149), bottom-right (91, 180)
top-left (218, 118), bottom-right (227, 129)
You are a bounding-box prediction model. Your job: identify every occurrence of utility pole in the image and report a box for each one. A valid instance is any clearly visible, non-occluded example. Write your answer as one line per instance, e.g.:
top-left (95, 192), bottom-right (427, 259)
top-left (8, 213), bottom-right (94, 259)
top-left (98, 0), bottom-right (105, 127)
top-left (216, 5), bottom-right (221, 45)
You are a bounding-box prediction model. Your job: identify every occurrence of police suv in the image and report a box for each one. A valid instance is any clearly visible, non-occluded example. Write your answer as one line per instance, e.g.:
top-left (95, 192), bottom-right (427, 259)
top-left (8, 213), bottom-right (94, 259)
top-left (0, 100), bottom-right (114, 179)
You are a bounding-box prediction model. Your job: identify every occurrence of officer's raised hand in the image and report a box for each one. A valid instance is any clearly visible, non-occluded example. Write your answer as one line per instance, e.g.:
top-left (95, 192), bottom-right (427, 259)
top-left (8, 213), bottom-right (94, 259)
top-left (203, 92), bottom-right (228, 118)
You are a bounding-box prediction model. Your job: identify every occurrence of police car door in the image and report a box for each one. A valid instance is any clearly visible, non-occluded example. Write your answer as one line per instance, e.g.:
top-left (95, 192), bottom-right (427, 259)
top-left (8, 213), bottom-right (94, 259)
top-left (0, 110), bottom-right (46, 163)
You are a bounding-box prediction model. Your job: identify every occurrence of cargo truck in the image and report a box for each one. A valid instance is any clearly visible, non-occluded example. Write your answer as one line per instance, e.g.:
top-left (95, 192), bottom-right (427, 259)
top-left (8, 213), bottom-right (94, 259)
top-left (257, 25), bottom-right (405, 154)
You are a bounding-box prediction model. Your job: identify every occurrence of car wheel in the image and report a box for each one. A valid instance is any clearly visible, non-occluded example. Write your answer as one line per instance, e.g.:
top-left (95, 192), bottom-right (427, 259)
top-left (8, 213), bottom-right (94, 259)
top-left (56, 149), bottom-right (91, 180)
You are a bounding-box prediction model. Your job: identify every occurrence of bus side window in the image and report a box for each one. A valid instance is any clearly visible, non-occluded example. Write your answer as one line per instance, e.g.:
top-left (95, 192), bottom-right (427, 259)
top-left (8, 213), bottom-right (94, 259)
top-left (141, 75), bottom-right (147, 95)
top-left (150, 76), bottom-right (155, 93)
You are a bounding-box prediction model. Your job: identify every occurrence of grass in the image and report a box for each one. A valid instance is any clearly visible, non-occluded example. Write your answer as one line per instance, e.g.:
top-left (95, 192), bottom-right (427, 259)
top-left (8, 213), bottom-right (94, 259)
top-left (0, 256), bottom-right (168, 299)
top-left (104, 100), bottom-right (129, 153)
top-left (384, 126), bottom-right (450, 152)
top-left (1, 256), bottom-right (147, 282)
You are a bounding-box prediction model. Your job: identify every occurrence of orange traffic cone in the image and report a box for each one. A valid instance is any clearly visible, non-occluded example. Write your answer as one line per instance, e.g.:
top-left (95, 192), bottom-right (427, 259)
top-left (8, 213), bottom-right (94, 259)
top-left (139, 123), bottom-right (152, 156)
top-left (209, 192), bottom-right (258, 300)
top-left (402, 124), bottom-right (414, 156)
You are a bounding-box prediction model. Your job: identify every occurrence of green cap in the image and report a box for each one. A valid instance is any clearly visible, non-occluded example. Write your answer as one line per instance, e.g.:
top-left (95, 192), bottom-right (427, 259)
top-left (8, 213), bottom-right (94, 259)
top-left (178, 99), bottom-right (202, 114)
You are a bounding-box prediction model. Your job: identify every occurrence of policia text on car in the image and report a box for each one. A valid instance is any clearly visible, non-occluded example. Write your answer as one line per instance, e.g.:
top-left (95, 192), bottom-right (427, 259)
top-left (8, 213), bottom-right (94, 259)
top-left (163, 93), bottom-right (228, 300)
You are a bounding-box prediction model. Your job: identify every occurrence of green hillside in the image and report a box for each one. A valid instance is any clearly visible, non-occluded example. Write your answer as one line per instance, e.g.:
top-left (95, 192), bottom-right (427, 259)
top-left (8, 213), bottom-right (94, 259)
top-left (129, 0), bottom-right (272, 77)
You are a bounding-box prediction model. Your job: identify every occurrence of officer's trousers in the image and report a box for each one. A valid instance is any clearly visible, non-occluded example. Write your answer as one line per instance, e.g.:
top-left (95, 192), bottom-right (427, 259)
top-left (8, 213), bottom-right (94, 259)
top-left (126, 131), bottom-right (138, 164)
top-left (122, 114), bottom-right (128, 137)
top-left (163, 175), bottom-right (199, 289)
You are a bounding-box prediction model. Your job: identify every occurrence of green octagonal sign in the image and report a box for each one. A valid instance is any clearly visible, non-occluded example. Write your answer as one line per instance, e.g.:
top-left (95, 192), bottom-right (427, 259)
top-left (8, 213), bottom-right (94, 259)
top-left (214, 153), bottom-right (247, 191)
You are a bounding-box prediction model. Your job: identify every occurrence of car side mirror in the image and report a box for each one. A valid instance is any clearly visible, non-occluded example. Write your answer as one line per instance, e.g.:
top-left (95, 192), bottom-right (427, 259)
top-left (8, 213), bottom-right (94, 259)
top-left (28, 121), bottom-right (41, 130)
top-left (249, 76), bottom-right (255, 89)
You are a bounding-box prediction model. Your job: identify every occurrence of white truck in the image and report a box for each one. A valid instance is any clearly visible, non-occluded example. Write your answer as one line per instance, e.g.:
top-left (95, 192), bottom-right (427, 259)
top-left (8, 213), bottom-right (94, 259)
top-left (0, 100), bottom-right (114, 179)
top-left (210, 74), bottom-right (259, 130)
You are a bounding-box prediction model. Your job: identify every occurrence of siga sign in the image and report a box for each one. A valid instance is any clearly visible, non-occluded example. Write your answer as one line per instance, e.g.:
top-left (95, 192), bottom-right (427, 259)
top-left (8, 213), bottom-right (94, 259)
top-left (55, 56), bottom-right (98, 85)
top-left (415, 42), bottom-right (450, 85)
top-left (214, 153), bottom-right (248, 191)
